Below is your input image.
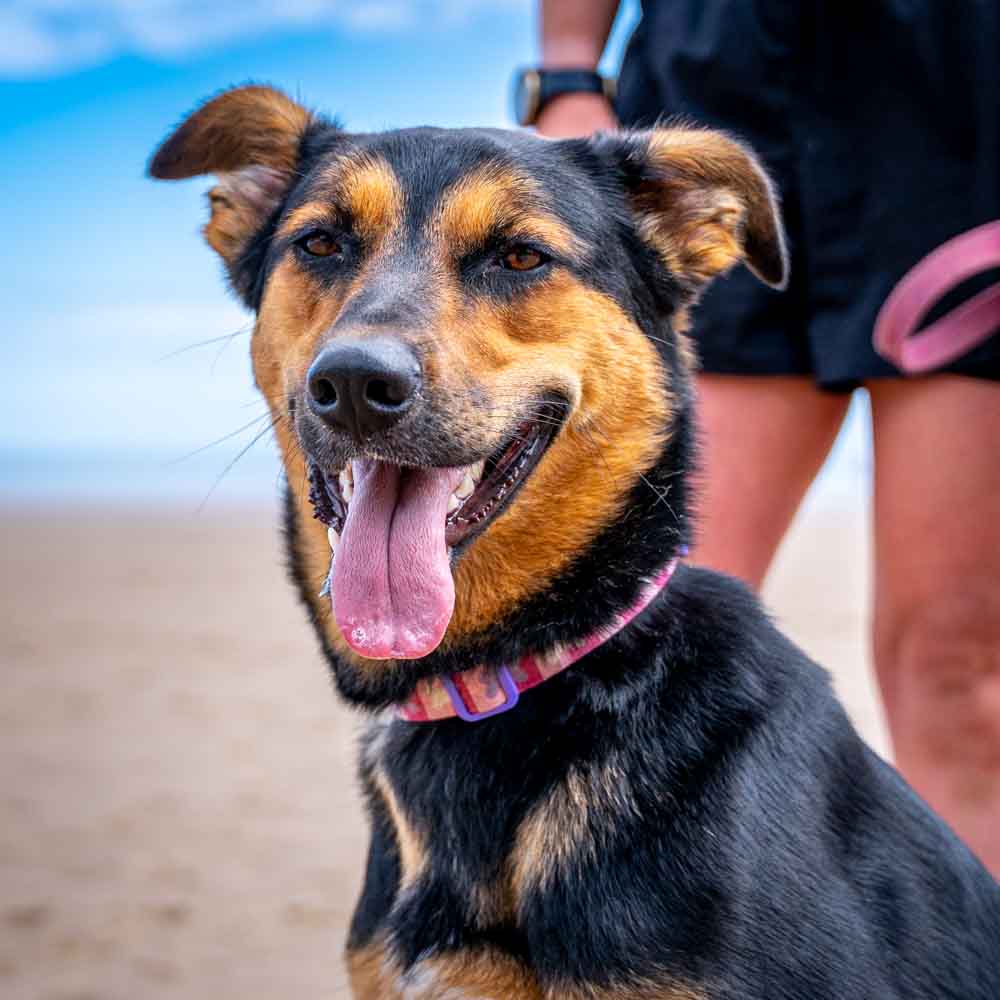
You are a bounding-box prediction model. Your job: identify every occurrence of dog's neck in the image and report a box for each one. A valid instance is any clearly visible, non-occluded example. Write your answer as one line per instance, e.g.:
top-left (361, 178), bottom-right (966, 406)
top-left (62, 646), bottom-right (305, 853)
top-left (396, 555), bottom-right (681, 722)
top-left (284, 404), bottom-right (694, 713)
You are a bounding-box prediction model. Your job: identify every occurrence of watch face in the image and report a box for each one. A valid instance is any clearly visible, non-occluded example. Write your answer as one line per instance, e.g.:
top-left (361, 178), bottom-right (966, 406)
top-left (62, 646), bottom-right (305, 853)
top-left (514, 69), bottom-right (540, 127)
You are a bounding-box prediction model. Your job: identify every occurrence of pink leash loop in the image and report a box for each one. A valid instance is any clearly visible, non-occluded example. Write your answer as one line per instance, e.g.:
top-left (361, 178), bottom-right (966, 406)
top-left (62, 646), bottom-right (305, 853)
top-left (873, 220), bottom-right (1000, 374)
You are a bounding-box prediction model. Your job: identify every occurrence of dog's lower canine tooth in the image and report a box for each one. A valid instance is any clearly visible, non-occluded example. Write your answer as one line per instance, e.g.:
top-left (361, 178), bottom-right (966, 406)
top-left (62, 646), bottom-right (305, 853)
top-left (471, 459), bottom-right (485, 481)
top-left (456, 471), bottom-right (475, 500)
top-left (340, 471), bottom-right (354, 504)
top-left (327, 525), bottom-right (340, 550)
top-left (447, 493), bottom-right (461, 514)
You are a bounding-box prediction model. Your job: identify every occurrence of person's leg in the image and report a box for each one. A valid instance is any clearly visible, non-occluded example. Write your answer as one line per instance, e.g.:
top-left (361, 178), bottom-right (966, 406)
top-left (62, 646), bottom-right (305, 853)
top-left (690, 375), bottom-right (851, 588)
top-left (869, 376), bottom-right (1000, 876)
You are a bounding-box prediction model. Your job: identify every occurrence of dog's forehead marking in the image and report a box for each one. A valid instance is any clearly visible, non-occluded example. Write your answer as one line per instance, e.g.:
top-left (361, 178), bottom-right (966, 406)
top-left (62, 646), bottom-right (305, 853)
top-left (431, 162), bottom-right (582, 257)
top-left (281, 138), bottom-right (583, 262)
top-left (279, 150), bottom-right (405, 245)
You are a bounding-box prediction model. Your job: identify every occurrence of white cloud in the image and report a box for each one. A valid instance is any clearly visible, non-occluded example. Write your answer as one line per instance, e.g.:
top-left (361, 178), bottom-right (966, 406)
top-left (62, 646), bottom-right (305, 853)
top-left (0, 7), bottom-right (110, 75)
top-left (0, 0), bottom-right (528, 78)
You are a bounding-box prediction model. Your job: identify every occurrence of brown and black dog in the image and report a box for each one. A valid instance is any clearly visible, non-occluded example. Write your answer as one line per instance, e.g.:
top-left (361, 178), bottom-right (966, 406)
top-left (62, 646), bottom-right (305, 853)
top-left (150, 86), bottom-right (999, 999)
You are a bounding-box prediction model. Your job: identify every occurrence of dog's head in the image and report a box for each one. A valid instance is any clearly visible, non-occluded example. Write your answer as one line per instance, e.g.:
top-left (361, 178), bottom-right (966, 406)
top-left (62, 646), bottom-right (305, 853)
top-left (150, 85), bottom-right (785, 707)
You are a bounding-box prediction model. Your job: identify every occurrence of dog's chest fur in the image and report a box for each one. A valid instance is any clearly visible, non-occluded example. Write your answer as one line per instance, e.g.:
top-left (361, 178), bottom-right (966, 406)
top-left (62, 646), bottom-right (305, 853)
top-left (344, 625), bottom-right (729, 1000)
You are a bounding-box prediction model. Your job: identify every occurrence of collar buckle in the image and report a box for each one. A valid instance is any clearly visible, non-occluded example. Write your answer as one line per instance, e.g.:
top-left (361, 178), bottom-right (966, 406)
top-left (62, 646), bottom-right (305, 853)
top-left (441, 665), bottom-right (520, 722)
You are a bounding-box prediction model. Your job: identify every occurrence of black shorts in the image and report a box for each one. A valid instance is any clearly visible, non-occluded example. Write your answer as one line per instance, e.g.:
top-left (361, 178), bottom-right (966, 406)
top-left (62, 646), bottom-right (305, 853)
top-left (617, 0), bottom-right (1000, 391)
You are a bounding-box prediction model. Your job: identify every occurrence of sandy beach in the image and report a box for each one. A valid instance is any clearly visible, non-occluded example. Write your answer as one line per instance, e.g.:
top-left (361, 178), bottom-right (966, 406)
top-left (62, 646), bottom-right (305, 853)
top-left (0, 496), bottom-right (884, 999)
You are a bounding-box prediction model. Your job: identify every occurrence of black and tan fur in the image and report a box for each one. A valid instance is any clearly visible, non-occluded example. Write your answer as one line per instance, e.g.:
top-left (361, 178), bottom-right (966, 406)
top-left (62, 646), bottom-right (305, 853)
top-left (151, 86), bottom-right (1000, 998)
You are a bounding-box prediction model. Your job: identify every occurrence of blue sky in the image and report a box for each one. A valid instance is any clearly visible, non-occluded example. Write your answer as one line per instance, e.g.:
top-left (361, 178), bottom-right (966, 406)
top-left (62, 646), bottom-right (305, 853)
top-left (0, 0), bottom-right (866, 506)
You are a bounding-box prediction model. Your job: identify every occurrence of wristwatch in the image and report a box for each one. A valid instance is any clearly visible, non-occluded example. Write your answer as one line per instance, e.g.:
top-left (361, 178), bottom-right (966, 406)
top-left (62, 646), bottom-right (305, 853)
top-left (513, 68), bottom-right (617, 127)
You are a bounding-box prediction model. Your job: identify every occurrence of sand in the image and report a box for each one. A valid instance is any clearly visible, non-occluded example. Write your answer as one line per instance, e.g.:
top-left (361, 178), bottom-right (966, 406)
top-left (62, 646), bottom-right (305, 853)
top-left (0, 497), bottom-right (884, 999)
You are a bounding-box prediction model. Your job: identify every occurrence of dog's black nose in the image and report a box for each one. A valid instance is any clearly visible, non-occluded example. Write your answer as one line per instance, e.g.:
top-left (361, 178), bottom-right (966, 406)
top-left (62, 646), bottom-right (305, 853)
top-left (306, 338), bottom-right (420, 439)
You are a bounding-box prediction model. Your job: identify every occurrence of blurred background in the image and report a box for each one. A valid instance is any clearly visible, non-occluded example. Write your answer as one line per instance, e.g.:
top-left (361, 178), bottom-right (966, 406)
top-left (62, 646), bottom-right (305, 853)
top-left (1, 2), bottom-right (880, 997)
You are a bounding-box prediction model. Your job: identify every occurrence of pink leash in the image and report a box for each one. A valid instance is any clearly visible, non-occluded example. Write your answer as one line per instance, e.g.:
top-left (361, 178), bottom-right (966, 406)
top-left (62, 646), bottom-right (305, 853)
top-left (873, 220), bottom-right (1000, 374)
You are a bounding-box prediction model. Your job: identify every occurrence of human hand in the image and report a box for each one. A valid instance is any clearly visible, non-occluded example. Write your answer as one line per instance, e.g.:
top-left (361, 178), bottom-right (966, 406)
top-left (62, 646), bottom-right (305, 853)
top-left (534, 91), bottom-right (619, 138)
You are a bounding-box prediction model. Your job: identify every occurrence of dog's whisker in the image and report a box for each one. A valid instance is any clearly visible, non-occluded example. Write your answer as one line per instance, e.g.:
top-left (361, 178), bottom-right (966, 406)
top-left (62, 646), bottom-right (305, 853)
top-left (167, 412), bottom-right (274, 466)
top-left (196, 414), bottom-right (283, 514)
top-left (157, 325), bottom-right (252, 362)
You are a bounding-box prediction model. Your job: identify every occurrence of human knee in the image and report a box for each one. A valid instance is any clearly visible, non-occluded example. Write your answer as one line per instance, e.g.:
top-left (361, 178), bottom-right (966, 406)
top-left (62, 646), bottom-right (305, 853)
top-left (877, 588), bottom-right (1000, 763)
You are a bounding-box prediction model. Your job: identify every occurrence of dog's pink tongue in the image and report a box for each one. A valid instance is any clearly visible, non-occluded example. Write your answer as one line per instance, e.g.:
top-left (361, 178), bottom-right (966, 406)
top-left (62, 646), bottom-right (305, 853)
top-left (332, 459), bottom-right (460, 660)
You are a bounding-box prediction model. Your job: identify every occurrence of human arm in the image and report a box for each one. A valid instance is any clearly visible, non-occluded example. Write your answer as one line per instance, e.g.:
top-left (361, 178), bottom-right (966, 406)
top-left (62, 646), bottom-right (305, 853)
top-left (535, 0), bottom-right (621, 137)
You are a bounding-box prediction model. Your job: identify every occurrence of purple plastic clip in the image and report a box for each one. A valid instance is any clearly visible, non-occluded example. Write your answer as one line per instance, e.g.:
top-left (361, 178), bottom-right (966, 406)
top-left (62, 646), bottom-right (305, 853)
top-left (441, 666), bottom-right (520, 722)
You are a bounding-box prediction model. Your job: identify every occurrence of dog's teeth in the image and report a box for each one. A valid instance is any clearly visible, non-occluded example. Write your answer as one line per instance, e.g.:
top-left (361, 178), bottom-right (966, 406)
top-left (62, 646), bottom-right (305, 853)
top-left (456, 470), bottom-right (475, 500)
top-left (447, 493), bottom-right (462, 514)
top-left (339, 469), bottom-right (354, 504)
top-left (327, 525), bottom-right (340, 550)
top-left (470, 460), bottom-right (485, 482)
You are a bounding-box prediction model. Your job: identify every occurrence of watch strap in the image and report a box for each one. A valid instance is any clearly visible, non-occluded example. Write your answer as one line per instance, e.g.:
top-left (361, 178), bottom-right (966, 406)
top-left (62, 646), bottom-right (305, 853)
top-left (539, 69), bottom-right (607, 106)
top-left (516, 67), bottom-right (615, 126)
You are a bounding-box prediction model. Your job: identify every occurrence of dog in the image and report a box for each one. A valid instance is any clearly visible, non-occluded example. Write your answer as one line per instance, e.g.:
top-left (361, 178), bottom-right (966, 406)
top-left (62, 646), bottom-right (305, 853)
top-left (150, 85), bottom-right (1000, 999)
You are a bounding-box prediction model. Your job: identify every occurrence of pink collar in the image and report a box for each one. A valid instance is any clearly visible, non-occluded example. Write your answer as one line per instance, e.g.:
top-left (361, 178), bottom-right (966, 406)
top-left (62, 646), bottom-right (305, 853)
top-left (396, 557), bottom-right (680, 723)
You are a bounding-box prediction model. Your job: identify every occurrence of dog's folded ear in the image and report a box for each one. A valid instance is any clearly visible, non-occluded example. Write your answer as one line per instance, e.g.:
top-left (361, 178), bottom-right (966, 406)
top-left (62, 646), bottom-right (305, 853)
top-left (149, 83), bottom-right (312, 181)
top-left (592, 127), bottom-right (788, 294)
top-left (149, 85), bottom-right (318, 300)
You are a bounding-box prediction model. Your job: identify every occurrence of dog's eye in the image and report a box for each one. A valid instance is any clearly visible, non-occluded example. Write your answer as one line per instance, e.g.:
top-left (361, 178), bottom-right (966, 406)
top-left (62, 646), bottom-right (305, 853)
top-left (298, 231), bottom-right (341, 258)
top-left (501, 247), bottom-right (547, 272)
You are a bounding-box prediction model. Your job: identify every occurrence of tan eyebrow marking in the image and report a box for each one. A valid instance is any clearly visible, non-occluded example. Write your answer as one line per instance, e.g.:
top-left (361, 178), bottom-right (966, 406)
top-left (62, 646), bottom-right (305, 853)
top-left (277, 152), bottom-right (404, 246)
top-left (434, 163), bottom-right (582, 257)
top-left (278, 202), bottom-right (336, 238)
